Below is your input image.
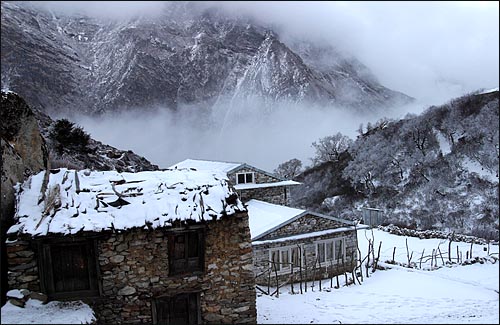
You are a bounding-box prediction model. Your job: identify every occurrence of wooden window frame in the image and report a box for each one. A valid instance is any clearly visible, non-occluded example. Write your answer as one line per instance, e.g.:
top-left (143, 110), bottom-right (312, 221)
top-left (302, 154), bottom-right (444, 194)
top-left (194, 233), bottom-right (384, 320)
top-left (269, 245), bottom-right (303, 275)
top-left (38, 238), bottom-right (101, 300)
top-left (236, 172), bottom-right (255, 184)
top-left (315, 237), bottom-right (346, 266)
top-left (167, 228), bottom-right (205, 276)
top-left (152, 292), bottom-right (201, 325)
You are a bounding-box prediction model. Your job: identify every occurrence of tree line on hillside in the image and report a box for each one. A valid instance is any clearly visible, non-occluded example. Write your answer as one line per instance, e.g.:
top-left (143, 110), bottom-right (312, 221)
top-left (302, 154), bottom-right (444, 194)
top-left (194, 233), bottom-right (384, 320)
top-left (275, 91), bottom-right (499, 240)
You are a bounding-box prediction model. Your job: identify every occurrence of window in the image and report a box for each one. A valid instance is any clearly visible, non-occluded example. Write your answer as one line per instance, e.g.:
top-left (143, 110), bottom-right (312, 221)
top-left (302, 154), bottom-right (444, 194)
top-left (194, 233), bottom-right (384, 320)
top-left (316, 238), bottom-right (346, 265)
top-left (269, 246), bottom-right (302, 273)
top-left (168, 229), bottom-right (204, 276)
top-left (39, 239), bottom-right (99, 299)
top-left (236, 172), bottom-right (255, 184)
top-left (153, 292), bottom-right (200, 325)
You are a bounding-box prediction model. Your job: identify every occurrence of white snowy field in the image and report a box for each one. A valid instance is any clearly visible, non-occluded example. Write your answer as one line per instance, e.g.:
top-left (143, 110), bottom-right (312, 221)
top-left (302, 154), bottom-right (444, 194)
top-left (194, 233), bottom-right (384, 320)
top-left (257, 229), bottom-right (499, 324)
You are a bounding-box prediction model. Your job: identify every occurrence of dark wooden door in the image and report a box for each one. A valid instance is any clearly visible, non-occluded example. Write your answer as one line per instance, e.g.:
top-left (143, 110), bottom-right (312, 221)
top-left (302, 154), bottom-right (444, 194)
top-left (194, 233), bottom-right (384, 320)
top-left (154, 293), bottom-right (199, 325)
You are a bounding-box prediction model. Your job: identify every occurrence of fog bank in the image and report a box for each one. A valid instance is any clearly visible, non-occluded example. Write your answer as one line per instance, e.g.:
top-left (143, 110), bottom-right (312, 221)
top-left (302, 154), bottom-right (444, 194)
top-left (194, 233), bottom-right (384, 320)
top-left (76, 99), bottom-right (424, 172)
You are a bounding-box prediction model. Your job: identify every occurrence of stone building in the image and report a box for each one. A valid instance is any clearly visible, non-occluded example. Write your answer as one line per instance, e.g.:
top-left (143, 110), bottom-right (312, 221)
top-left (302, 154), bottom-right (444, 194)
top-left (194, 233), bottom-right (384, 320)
top-left (246, 199), bottom-right (364, 286)
top-left (171, 159), bottom-right (365, 287)
top-left (170, 159), bottom-right (300, 205)
top-left (6, 167), bottom-right (256, 324)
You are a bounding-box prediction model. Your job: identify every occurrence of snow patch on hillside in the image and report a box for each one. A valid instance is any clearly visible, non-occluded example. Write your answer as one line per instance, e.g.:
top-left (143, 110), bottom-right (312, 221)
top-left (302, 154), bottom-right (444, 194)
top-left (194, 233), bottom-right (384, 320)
top-left (460, 157), bottom-right (498, 183)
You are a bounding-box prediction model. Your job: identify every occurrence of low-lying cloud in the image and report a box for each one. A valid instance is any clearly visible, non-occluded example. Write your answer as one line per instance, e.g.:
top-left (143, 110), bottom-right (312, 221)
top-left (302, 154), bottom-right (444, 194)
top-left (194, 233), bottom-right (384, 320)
top-left (76, 98), bottom-right (423, 172)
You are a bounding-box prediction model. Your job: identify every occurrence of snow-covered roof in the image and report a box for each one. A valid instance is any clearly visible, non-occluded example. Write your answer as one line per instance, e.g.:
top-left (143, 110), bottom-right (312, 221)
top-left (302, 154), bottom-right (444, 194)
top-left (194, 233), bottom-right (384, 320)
top-left (247, 199), bottom-right (306, 240)
top-left (170, 159), bottom-right (301, 188)
top-left (246, 199), bottom-right (357, 241)
top-left (253, 227), bottom-right (362, 245)
top-left (234, 180), bottom-right (301, 190)
top-left (8, 168), bottom-right (246, 237)
top-left (170, 159), bottom-right (243, 174)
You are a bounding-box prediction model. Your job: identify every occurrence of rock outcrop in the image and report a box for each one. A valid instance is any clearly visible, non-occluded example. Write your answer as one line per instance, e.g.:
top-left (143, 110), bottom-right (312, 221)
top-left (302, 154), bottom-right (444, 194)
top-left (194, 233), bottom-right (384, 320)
top-left (1, 90), bottom-right (49, 304)
top-left (1, 90), bottom-right (48, 225)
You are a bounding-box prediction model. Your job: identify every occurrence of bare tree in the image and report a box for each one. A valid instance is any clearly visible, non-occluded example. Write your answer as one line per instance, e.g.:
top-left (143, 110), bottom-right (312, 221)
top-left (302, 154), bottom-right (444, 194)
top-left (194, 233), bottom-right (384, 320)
top-left (311, 132), bottom-right (353, 166)
top-left (274, 158), bottom-right (303, 179)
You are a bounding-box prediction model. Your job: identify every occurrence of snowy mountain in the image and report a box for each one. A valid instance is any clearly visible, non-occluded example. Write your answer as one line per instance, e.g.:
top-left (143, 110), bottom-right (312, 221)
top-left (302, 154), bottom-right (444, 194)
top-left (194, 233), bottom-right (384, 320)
top-left (1, 1), bottom-right (412, 116)
top-left (291, 90), bottom-right (499, 240)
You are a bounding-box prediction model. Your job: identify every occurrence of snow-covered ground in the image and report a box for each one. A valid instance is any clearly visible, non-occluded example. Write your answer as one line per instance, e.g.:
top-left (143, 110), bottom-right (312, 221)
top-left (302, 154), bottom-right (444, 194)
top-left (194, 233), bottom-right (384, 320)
top-left (257, 228), bottom-right (499, 324)
top-left (1, 299), bottom-right (95, 324)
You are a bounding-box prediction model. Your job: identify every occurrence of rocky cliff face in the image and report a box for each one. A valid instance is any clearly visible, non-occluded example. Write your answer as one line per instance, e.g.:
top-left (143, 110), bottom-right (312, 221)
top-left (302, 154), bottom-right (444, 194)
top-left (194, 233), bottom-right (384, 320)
top-left (1, 90), bottom-right (49, 304)
top-left (1, 91), bottom-right (48, 224)
top-left (1, 1), bottom-right (412, 116)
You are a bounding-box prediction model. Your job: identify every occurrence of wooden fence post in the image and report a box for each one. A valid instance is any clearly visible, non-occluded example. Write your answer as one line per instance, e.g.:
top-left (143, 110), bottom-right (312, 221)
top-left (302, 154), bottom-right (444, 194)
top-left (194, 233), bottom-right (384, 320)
top-left (448, 232), bottom-right (454, 262)
top-left (419, 248), bottom-right (425, 269)
top-left (298, 245), bottom-right (303, 294)
top-left (366, 240), bottom-right (371, 278)
top-left (372, 241), bottom-right (382, 272)
top-left (357, 246), bottom-right (364, 283)
top-left (437, 246), bottom-right (445, 265)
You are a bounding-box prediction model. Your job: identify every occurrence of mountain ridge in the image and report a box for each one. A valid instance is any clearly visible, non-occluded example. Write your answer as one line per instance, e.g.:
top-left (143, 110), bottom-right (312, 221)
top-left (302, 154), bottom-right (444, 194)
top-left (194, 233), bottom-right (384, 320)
top-left (1, 1), bottom-right (412, 116)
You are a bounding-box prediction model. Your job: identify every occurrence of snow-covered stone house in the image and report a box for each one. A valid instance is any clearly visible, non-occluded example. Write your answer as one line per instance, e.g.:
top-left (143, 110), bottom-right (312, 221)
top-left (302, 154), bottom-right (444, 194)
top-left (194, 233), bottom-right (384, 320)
top-left (6, 168), bottom-right (256, 324)
top-left (246, 199), bottom-right (362, 286)
top-left (170, 159), bottom-right (363, 286)
top-left (170, 159), bottom-right (301, 206)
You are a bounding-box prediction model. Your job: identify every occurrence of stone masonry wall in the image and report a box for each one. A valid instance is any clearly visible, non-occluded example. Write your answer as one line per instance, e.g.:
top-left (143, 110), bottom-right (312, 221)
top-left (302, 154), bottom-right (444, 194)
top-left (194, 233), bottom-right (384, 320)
top-left (238, 186), bottom-right (288, 205)
top-left (257, 214), bottom-right (346, 241)
top-left (7, 213), bottom-right (256, 324)
top-left (228, 168), bottom-right (280, 185)
top-left (252, 230), bottom-right (358, 286)
top-left (6, 239), bottom-right (40, 293)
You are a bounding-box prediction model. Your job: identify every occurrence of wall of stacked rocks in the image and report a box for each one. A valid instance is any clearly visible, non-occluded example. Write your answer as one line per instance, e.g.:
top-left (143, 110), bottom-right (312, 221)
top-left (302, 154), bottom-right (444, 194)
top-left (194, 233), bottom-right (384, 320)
top-left (7, 213), bottom-right (256, 324)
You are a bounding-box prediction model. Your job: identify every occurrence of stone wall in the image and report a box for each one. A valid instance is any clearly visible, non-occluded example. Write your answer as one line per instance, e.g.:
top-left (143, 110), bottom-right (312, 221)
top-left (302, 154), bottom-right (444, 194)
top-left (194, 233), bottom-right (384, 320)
top-left (252, 229), bottom-right (358, 286)
top-left (228, 168), bottom-right (280, 185)
top-left (257, 214), bottom-right (346, 241)
top-left (7, 213), bottom-right (256, 324)
top-left (238, 186), bottom-right (288, 206)
top-left (6, 239), bottom-right (40, 293)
